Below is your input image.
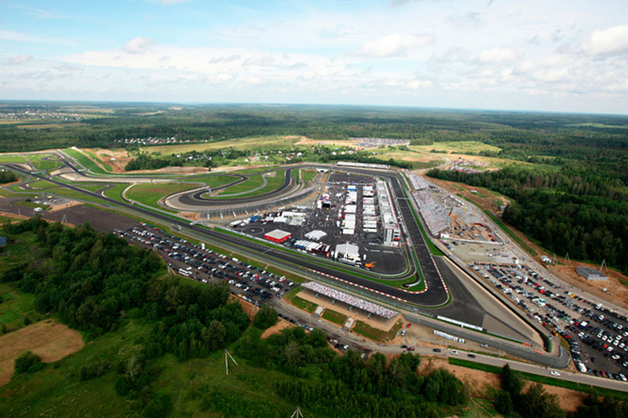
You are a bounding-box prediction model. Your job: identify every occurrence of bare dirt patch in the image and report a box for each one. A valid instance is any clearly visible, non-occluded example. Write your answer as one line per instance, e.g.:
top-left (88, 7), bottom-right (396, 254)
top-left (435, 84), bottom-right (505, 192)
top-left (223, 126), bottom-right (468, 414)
top-left (261, 319), bottom-right (294, 339)
top-left (0, 319), bottom-right (84, 387)
top-left (418, 357), bottom-right (584, 412)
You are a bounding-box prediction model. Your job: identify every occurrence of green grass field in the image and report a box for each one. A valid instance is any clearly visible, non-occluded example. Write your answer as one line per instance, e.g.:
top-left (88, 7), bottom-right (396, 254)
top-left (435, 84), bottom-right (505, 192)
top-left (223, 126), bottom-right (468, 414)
top-left (62, 148), bottom-right (110, 175)
top-left (0, 155), bottom-right (26, 163)
top-left (126, 183), bottom-right (195, 208)
top-left (230, 170), bottom-right (286, 199)
top-left (413, 141), bottom-right (502, 155)
top-left (26, 154), bottom-right (62, 170)
top-left (214, 174), bottom-right (265, 196)
top-left (321, 309), bottom-right (347, 326)
top-left (0, 284), bottom-right (43, 330)
top-left (185, 174), bottom-right (240, 188)
top-left (352, 320), bottom-right (403, 342)
top-left (301, 169), bottom-right (318, 182)
top-left (290, 296), bottom-right (319, 314)
top-left (83, 149), bottom-right (113, 172)
top-left (102, 183), bottom-right (132, 203)
top-left (26, 179), bottom-right (57, 189)
top-left (138, 136), bottom-right (300, 155)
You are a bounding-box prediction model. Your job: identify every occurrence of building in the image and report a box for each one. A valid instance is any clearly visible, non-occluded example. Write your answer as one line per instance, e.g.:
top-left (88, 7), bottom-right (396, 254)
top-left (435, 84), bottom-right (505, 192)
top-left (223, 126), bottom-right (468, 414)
top-left (576, 267), bottom-right (608, 281)
top-left (335, 243), bottom-right (360, 264)
top-left (264, 229), bottom-right (292, 244)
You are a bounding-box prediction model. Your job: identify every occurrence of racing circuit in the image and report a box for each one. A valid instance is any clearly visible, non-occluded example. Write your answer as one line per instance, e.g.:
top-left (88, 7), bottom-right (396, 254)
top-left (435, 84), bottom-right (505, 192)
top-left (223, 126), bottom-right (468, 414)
top-left (1, 153), bottom-right (568, 366)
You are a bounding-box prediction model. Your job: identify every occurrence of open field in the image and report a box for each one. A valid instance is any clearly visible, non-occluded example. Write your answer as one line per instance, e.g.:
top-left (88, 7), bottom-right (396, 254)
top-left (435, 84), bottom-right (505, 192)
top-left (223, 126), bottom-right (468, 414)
top-left (0, 155), bottom-right (26, 163)
top-left (17, 123), bottom-right (85, 130)
top-left (138, 135), bottom-right (301, 155)
top-left (25, 179), bottom-right (57, 189)
top-left (0, 284), bottom-right (43, 332)
top-left (0, 319), bottom-right (84, 387)
top-left (321, 309), bottom-right (348, 326)
top-left (413, 141), bottom-right (502, 155)
top-left (62, 148), bottom-right (110, 175)
top-left (126, 183), bottom-right (197, 208)
top-left (352, 319), bottom-right (403, 342)
top-left (0, 319), bottom-right (299, 417)
top-left (215, 174), bottom-right (265, 196)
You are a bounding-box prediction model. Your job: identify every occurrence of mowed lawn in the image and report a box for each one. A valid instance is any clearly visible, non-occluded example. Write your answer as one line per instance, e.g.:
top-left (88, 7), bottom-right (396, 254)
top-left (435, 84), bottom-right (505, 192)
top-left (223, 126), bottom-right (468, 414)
top-left (0, 284), bottom-right (44, 333)
top-left (126, 183), bottom-right (196, 207)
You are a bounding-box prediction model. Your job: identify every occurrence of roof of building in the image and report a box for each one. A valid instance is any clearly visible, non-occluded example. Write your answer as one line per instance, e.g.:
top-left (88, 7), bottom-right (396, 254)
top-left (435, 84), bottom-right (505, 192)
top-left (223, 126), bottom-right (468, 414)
top-left (335, 243), bottom-right (359, 257)
top-left (305, 230), bottom-right (327, 241)
top-left (265, 229), bottom-right (292, 240)
top-left (576, 266), bottom-right (607, 277)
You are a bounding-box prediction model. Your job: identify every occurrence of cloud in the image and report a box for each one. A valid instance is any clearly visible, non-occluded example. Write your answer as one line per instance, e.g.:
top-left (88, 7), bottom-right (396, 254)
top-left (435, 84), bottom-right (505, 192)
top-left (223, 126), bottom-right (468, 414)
top-left (581, 24), bottom-right (628, 58)
top-left (13, 6), bottom-right (61, 19)
top-left (209, 55), bottom-right (241, 64)
top-left (0, 30), bottom-right (43, 42)
top-left (243, 54), bottom-right (276, 67)
top-left (408, 79), bottom-right (433, 89)
top-left (124, 37), bottom-right (156, 54)
top-left (8, 55), bottom-right (33, 65)
top-left (355, 33), bottom-right (433, 58)
top-left (479, 47), bottom-right (516, 64)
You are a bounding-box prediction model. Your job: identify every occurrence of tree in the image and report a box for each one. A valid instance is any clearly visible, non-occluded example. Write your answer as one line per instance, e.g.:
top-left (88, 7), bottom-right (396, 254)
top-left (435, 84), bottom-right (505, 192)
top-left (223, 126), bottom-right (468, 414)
top-left (500, 363), bottom-right (523, 397)
top-left (202, 320), bottom-right (226, 351)
top-left (494, 390), bottom-right (515, 416)
top-left (253, 304), bottom-right (278, 330)
top-left (14, 351), bottom-right (45, 374)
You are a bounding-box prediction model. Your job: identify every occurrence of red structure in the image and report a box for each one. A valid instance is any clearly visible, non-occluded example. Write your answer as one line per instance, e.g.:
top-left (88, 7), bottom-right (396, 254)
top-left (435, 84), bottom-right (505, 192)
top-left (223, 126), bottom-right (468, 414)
top-left (264, 229), bottom-right (292, 243)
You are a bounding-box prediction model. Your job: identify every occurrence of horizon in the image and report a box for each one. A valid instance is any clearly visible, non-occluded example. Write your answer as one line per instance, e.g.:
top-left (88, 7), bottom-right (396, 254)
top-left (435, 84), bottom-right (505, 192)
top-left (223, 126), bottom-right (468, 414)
top-left (2, 99), bottom-right (628, 118)
top-left (2, 0), bottom-right (628, 115)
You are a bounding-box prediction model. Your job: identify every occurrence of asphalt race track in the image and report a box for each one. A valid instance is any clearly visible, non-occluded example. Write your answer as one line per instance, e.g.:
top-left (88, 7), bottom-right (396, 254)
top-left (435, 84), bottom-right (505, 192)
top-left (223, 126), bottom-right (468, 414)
top-left (176, 167), bottom-right (296, 206)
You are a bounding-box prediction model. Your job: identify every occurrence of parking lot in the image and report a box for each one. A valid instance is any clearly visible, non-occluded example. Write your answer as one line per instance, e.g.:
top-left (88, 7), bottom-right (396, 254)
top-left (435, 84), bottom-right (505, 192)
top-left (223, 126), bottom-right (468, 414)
top-left (470, 261), bottom-right (628, 381)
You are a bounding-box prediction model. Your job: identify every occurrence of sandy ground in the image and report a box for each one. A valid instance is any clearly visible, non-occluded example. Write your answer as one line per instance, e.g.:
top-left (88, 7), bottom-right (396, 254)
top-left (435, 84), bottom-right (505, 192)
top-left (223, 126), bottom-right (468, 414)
top-left (0, 319), bottom-right (84, 387)
top-left (419, 357), bottom-right (585, 412)
top-left (47, 200), bottom-right (83, 213)
top-left (260, 319), bottom-right (295, 339)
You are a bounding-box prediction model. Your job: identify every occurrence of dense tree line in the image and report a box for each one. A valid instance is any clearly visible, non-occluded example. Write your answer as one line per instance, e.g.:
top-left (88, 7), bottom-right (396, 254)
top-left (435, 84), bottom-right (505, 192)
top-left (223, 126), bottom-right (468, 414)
top-left (494, 364), bottom-right (564, 418)
top-left (427, 166), bottom-right (628, 273)
top-left (0, 170), bottom-right (17, 184)
top-left (234, 326), bottom-right (469, 418)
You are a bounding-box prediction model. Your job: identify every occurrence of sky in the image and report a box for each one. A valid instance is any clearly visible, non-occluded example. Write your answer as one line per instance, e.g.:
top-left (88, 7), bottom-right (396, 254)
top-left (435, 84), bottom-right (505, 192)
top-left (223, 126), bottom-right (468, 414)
top-left (1, 0), bottom-right (628, 114)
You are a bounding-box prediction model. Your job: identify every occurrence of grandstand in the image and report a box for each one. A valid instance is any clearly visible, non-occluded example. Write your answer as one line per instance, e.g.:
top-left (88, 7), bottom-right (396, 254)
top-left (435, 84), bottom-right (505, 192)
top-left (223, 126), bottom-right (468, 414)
top-left (301, 282), bottom-right (399, 320)
top-left (407, 173), bottom-right (429, 190)
top-left (412, 190), bottom-right (449, 236)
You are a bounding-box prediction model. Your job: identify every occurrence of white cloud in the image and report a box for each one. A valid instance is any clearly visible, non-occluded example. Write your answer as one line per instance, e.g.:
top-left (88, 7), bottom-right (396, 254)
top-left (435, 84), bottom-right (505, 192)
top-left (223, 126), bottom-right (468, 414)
top-left (581, 24), bottom-right (628, 58)
top-left (124, 37), bottom-right (156, 54)
top-left (209, 55), bottom-right (241, 64)
top-left (479, 47), bottom-right (516, 64)
top-left (355, 33), bottom-right (433, 58)
top-left (0, 30), bottom-right (43, 42)
top-left (8, 55), bottom-right (33, 65)
top-left (243, 54), bottom-right (276, 67)
top-left (408, 79), bottom-right (433, 89)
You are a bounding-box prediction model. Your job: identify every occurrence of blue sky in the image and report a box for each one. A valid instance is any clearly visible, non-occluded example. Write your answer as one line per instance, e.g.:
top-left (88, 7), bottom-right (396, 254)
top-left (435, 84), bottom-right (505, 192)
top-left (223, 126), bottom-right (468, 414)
top-left (1, 0), bottom-right (628, 114)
